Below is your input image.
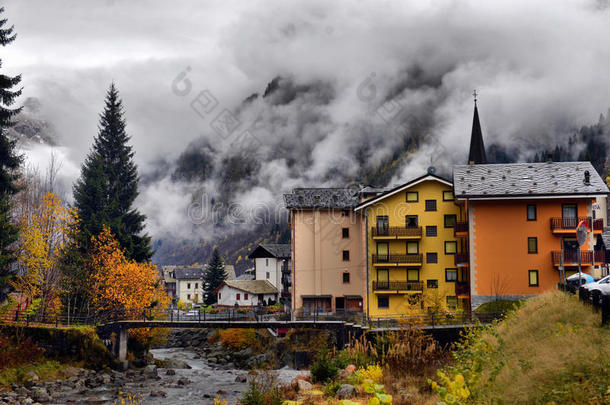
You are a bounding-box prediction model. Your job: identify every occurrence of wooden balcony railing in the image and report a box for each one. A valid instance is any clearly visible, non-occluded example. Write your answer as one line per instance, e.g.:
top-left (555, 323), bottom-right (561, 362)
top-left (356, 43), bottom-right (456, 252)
top-left (550, 217), bottom-right (591, 231)
top-left (371, 226), bottom-right (422, 238)
top-left (551, 250), bottom-right (594, 266)
top-left (372, 281), bottom-right (424, 291)
top-left (454, 253), bottom-right (469, 266)
top-left (454, 222), bottom-right (469, 235)
top-left (372, 254), bottom-right (423, 264)
top-left (455, 281), bottom-right (470, 296)
top-left (593, 219), bottom-right (604, 232)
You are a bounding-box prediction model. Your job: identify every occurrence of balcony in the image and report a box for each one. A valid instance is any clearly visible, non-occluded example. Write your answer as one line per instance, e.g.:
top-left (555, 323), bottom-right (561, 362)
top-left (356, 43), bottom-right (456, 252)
top-left (454, 253), bottom-right (469, 267)
top-left (372, 281), bottom-right (423, 292)
top-left (455, 281), bottom-right (470, 297)
top-left (372, 254), bottom-right (423, 266)
top-left (550, 217), bottom-right (603, 234)
top-left (550, 250), bottom-right (605, 266)
top-left (371, 226), bottom-right (422, 240)
top-left (454, 222), bottom-right (469, 237)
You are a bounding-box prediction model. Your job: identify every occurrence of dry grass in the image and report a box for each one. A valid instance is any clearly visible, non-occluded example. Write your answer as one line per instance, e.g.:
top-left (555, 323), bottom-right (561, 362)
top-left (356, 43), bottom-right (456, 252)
top-left (438, 290), bottom-right (610, 404)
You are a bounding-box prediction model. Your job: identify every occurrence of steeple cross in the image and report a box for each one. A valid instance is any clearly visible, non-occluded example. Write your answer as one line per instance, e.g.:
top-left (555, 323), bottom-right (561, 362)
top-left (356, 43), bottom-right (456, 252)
top-left (472, 89), bottom-right (478, 105)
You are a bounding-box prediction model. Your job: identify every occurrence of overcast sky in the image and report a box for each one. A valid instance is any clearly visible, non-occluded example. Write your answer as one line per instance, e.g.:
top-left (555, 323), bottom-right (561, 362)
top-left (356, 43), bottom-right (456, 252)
top-left (3, 0), bottom-right (610, 237)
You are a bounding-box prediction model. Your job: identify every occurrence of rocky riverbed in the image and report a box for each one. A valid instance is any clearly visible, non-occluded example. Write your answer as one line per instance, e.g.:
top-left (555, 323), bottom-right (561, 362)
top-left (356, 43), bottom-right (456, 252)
top-left (0, 346), bottom-right (308, 405)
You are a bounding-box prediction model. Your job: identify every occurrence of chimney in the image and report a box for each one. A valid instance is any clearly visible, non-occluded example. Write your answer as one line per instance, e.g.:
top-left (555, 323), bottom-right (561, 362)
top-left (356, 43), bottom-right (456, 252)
top-left (584, 170), bottom-right (591, 185)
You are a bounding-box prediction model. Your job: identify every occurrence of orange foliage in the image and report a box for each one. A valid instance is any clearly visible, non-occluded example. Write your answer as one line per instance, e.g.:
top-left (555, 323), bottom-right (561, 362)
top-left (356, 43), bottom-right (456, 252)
top-left (89, 227), bottom-right (168, 313)
top-left (217, 328), bottom-right (259, 351)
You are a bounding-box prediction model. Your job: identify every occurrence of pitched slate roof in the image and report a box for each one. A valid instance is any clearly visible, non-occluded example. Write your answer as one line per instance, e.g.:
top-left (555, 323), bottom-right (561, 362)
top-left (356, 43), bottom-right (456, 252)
top-left (284, 188), bottom-right (360, 209)
top-left (174, 267), bottom-right (205, 280)
top-left (453, 162), bottom-right (609, 199)
top-left (355, 173), bottom-right (452, 211)
top-left (249, 244), bottom-right (291, 259)
top-left (220, 280), bottom-right (278, 294)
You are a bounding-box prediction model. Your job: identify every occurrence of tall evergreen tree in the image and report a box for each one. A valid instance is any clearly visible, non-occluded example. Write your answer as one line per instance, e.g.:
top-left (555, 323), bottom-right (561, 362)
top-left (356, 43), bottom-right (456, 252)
top-left (204, 249), bottom-right (227, 305)
top-left (0, 7), bottom-right (23, 298)
top-left (73, 84), bottom-right (152, 262)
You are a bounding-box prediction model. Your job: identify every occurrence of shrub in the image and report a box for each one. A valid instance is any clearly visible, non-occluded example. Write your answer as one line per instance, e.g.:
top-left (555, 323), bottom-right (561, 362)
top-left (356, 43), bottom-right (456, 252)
top-left (240, 372), bottom-right (283, 405)
top-left (310, 351), bottom-right (339, 383)
top-left (217, 329), bottom-right (258, 351)
top-left (354, 364), bottom-right (383, 384)
top-left (322, 380), bottom-right (342, 396)
top-left (0, 332), bottom-right (44, 369)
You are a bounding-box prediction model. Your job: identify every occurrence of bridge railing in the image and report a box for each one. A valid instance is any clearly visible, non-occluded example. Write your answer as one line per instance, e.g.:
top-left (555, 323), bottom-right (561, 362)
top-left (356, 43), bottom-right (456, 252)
top-left (367, 311), bottom-right (504, 329)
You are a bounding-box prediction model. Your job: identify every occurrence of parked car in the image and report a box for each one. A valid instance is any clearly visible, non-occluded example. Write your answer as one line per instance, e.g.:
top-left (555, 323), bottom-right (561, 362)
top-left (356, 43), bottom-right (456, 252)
top-left (566, 273), bottom-right (595, 287)
top-left (582, 275), bottom-right (610, 303)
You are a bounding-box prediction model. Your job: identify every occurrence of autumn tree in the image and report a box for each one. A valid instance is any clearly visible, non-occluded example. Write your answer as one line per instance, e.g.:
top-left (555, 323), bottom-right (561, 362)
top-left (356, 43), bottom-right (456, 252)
top-left (0, 7), bottom-right (23, 299)
top-left (12, 192), bottom-right (77, 318)
top-left (89, 227), bottom-right (167, 314)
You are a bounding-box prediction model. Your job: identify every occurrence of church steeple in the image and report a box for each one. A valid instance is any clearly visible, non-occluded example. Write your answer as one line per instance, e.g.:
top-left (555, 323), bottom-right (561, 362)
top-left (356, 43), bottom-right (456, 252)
top-left (468, 90), bottom-right (487, 164)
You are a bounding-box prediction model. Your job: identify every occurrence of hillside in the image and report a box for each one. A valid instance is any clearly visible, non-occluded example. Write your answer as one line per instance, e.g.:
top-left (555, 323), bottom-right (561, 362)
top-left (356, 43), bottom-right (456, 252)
top-left (434, 291), bottom-right (610, 404)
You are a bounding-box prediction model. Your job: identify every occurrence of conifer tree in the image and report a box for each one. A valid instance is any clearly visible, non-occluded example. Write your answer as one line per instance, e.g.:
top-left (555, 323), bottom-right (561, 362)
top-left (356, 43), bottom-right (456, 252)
top-left (73, 84), bottom-right (152, 262)
top-left (204, 249), bottom-right (227, 305)
top-left (0, 7), bottom-right (23, 297)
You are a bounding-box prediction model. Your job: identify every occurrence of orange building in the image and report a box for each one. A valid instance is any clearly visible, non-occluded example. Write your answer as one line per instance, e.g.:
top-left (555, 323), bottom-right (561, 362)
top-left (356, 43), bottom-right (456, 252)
top-left (453, 162), bottom-right (608, 308)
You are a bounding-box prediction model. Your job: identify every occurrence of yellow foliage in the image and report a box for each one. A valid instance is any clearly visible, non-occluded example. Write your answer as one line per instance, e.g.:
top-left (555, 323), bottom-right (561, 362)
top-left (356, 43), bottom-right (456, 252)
top-left (12, 192), bottom-right (77, 317)
top-left (355, 364), bottom-right (383, 384)
top-left (89, 227), bottom-right (169, 313)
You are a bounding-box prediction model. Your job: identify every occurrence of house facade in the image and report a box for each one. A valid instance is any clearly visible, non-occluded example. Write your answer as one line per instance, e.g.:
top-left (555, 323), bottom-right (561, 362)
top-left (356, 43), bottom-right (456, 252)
top-left (248, 244), bottom-right (291, 304)
top-left (355, 173), bottom-right (465, 318)
top-left (215, 280), bottom-right (278, 307)
top-left (453, 161), bottom-right (608, 308)
top-left (174, 267), bottom-right (205, 305)
top-left (284, 188), bottom-right (368, 315)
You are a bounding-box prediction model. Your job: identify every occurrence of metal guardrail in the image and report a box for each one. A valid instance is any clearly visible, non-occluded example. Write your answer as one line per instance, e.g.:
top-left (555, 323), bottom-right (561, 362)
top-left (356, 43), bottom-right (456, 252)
top-left (371, 226), bottom-right (422, 238)
top-left (372, 281), bottom-right (423, 291)
top-left (372, 254), bottom-right (423, 264)
top-left (557, 283), bottom-right (610, 325)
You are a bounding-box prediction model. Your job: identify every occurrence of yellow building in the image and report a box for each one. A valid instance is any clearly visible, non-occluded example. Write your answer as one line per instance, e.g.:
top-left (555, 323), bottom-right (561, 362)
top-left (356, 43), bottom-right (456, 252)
top-left (354, 173), bottom-right (466, 318)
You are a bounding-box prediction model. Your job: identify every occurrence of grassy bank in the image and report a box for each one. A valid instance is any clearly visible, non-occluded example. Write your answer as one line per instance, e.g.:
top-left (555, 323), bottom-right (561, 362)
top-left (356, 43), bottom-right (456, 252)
top-left (433, 290), bottom-right (610, 404)
top-left (0, 324), bottom-right (114, 387)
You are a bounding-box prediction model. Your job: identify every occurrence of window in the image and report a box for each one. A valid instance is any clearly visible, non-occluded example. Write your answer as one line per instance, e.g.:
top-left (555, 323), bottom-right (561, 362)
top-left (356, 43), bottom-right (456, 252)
top-left (266, 272), bottom-right (270, 279)
top-left (444, 214), bottom-right (457, 228)
top-left (244, 293), bottom-right (248, 300)
top-left (236, 293), bottom-right (241, 301)
top-left (342, 209), bottom-right (350, 217)
top-left (528, 270), bottom-right (539, 287)
top-left (187, 294), bottom-right (191, 300)
top-left (528, 237), bottom-right (538, 254)
top-left (342, 250), bottom-right (350, 261)
top-left (562, 203), bottom-right (577, 218)
top-left (426, 253), bottom-right (438, 264)
top-left (195, 283), bottom-right (198, 289)
top-left (342, 228), bottom-right (349, 239)
top-left (426, 226), bottom-right (437, 237)
top-left (376, 268), bottom-right (389, 283)
top-left (407, 241), bottom-right (419, 254)
top-left (218, 292), bottom-right (221, 299)
top-left (427, 279), bottom-right (438, 288)
top-left (445, 241), bottom-right (457, 254)
top-left (377, 216), bottom-right (389, 235)
top-left (445, 268), bottom-right (458, 282)
top-left (425, 200), bottom-right (437, 211)
top-left (446, 296), bottom-right (458, 310)
top-left (266, 258), bottom-right (269, 266)
top-left (376, 243), bottom-right (389, 262)
top-left (343, 272), bottom-right (350, 284)
top-left (406, 191), bottom-right (418, 202)
top-left (187, 283), bottom-right (191, 289)
top-left (377, 296), bottom-right (389, 309)
top-left (406, 215), bottom-right (418, 227)
top-left (407, 269), bottom-right (419, 281)
top-left (443, 190), bottom-right (454, 201)
top-left (527, 204), bottom-right (537, 221)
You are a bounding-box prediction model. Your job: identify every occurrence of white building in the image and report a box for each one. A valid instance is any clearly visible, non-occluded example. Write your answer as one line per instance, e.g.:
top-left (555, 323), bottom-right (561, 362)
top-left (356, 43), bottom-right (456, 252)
top-left (248, 244), bottom-right (291, 303)
top-left (174, 267), bottom-right (205, 305)
top-left (215, 280), bottom-right (278, 307)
